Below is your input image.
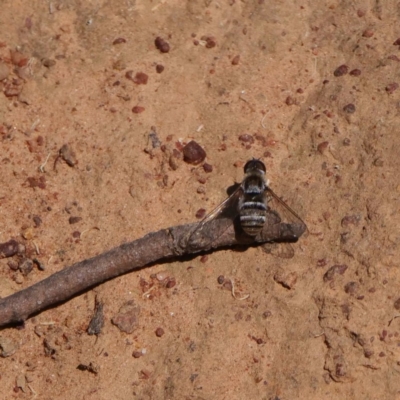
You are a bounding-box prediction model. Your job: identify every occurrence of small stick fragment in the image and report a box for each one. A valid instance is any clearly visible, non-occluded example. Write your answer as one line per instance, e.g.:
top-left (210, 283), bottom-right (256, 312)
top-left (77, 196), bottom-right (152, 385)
top-left (38, 152), bottom-right (51, 173)
top-left (87, 297), bottom-right (104, 336)
top-left (229, 278), bottom-right (250, 301)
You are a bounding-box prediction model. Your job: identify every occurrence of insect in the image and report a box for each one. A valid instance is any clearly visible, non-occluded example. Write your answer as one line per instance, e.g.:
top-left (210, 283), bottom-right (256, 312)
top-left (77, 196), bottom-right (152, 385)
top-left (187, 158), bottom-right (307, 256)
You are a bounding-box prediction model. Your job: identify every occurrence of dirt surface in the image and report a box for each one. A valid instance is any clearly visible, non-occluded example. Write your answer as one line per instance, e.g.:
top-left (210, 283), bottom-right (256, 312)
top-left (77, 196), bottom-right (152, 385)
top-left (1, 1), bottom-right (400, 399)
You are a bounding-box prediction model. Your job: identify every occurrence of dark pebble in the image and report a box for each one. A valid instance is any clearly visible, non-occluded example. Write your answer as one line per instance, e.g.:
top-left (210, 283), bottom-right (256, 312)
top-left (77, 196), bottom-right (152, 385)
top-left (217, 275), bottom-right (225, 284)
top-left (155, 37), bottom-right (170, 53)
top-left (231, 55), bottom-right (240, 65)
top-left (203, 163), bottom-right (213, 173)
top-left (156, 64), bottom-right (164, 73)
top-left (69, 216), bottom-right (82, 224)
top-left (285, 96), bottom-right (295, 106)
top-left (133, 72), bottom-right (148, 85)
top-left (334, 65), bottom-right (349, 77)
top-left (385, 83), bottom-right (399, 94)
top-left (323, 264), bottom-right (348, 282)
top-left (0, 239), bottom-right (21, 258)
top-left (60, 144), bottom-right (77, 167)
top-left (349, 69), bottom-right (361, 76)
top-left (344, 281), bottom-right (358, 294)
top-left (19, 258), bottom-right (34, 276)
top-left (195, 208), bottom-right (206, 219)
top-left (200, 255), bottom-right (208, 263)
top-left (33, 258), bottom-right (46, 271)
top-left (155, 327), bottom-right (164, 337)
top-left (343, 103), bottom-right (356, 114)
top-left (132, 106), bottom-right (145, 114)
top-left (201, 35), bottom-right (217, 48)
top-left (182, 140), bottom-right (206, 165)
top-left (113, 37), bottom-right (126, 45)
top-left (42, 58), bottom-right (56, 68)
top-left (7, 260), bottom-right (19, 271)
top-left (393, 38), bottom-right (400, 45)
top-left (238, 134), bottom-right (254, 144)
top-left (317, 141), bottom-right (329, 154)
top-left (166, 278), bottom-right (176, 289)
top-left (362, 29), bottom-right (374, 38)
top-left (32, 215), bottom-right (42, 227)
top-left (394, 298), bottom-right (400, 310)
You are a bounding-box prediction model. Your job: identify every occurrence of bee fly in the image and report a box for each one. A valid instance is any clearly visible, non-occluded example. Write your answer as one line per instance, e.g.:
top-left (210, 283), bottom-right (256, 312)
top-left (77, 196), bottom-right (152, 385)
top-left (238, 158), bottom-right (269, 236)
top-left (187, 158), bottom-right (307, 254)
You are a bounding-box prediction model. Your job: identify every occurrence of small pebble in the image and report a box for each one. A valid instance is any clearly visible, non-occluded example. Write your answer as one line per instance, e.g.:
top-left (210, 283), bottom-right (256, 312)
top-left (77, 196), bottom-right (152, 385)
top-left (166, 278), bottom-right (176, 288)
top-left (132, 350), bottom-right (143, 358)
top-left (334, 65), bottom-right (349, 77)
top-left (317, 141), bottom-right (329, 154)
top-left (156, 64), bottom-right (164, 73)
top-left (394, 298), bottom-right (400, 310)
top-left (344, 281), bottom-right (359, 294)
top-left (113, 37), bottom-right (126, 45)
top-left (42, 58), bottom-right (56, 68)
top-left (19, 259), bottom-right (34, 276)
top-left (0, 239), bottom-right (21, 258)
top-left (132, 106), bottom-right (145, 114)
top-left (349, 69), bottom-right (361, 76)
top-left (343, 103), bottom-right (356, 114)
top-left (385, 83), bottom-right (399, 94)
top-left (238, 134), bottom-right (254, 144)
top-left (155, 327), bottom-right (164, 337)
top-left (182, 140), bottom-right (206, 165)
top-left (133, 72), bottom-right (148, 85)
top-left (201, 35), bottom-right (217, 48)
top-left (60, 144), bottom-right (77, 167)
top-left (323, 264), bottom-right (348, 282)
top-left (217, 275), bottom-right (225, 284)
top-left (111, 300), bottom-right (140, 334)
top-left (200, 255), bottom-right (208, 263)
top-left (195, 208), bottom-right (206, 219)
top-left (231, 55), bottom-right (240, 65)
top-left (69, 216), bottom-right (82, 224)
top-left (155, 37), bottom-right (170, 53)
top-left (362, 29), bottom-right (374, 38)
top-left (203, 163), bottom-right (213, 173)
top-left (285, 96), bottom-right (295, 106)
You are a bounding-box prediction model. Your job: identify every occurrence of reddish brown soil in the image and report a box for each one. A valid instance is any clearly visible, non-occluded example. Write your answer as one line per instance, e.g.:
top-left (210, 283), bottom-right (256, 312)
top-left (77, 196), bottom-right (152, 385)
top-left (1, 1), bottom-right (400, 399)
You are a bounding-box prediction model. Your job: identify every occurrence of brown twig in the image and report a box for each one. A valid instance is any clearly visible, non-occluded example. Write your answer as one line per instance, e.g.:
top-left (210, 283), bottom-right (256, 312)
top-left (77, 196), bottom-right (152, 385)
top-left (0, 218), bottom-right (305, 328)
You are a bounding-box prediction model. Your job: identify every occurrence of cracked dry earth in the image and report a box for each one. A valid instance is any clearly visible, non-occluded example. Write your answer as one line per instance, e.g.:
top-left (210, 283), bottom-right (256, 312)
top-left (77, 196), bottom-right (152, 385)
top-left (1, 1), bottom-right (400, 399)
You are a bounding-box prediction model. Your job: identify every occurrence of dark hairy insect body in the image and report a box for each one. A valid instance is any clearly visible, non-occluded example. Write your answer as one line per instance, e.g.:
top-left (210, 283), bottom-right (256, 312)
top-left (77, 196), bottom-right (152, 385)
top-left (187, 158), bottom-right (307, 252)
top-left (239, 169), bottom-right (268, 236)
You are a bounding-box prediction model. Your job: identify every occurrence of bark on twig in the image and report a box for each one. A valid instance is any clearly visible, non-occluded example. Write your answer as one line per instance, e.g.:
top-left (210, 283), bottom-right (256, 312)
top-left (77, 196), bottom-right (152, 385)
top-left (0, 219), bottom-right (305, 328)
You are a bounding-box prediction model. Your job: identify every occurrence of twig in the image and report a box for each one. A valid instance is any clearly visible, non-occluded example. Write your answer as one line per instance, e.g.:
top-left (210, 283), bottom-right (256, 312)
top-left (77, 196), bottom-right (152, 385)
top-left (0, 219), bottom-right (305, 328)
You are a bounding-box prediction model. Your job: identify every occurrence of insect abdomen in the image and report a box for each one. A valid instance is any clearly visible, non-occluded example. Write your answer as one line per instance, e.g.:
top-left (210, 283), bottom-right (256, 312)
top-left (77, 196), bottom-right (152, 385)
top-left (239, 201), bottom-right (267, 236)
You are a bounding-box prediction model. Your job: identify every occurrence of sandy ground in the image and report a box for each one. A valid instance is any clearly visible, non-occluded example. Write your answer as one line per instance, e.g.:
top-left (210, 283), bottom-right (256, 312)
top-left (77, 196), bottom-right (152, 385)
top-left (1, 0), bottom-right (400, 399)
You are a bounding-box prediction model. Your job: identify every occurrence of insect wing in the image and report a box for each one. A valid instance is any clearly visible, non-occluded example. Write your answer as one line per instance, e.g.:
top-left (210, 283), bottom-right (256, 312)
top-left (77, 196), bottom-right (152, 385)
top-left (265, 187), bottom-right (307, 241)
top-left (187, 185), bottom-right (243, 249)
